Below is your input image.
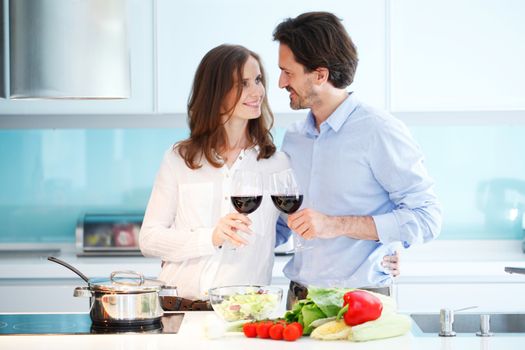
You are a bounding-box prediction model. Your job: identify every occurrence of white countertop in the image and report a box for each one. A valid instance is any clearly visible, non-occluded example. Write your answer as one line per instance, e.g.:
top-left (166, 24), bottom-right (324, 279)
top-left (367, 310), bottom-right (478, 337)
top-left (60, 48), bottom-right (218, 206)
top-left (0, 312), bottom-right (524, 350)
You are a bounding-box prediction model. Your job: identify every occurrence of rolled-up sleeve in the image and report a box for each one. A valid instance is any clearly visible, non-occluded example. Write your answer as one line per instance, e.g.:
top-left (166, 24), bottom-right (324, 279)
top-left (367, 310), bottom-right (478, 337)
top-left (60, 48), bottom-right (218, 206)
top-left (370, 118), bottom-right (442, 248)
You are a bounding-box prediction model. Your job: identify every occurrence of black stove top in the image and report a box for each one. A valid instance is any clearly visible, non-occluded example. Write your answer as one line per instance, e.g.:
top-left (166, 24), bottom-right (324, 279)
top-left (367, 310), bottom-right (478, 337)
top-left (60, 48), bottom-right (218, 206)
top-left (0, 312), bottom-right (184, 335)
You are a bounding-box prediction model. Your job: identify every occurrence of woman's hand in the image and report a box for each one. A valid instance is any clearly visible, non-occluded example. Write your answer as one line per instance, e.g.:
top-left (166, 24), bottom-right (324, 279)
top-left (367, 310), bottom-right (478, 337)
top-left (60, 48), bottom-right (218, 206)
top-left (212, 213), bottom-right (253, 247)
top-left (382, 251), bottom-right (400, 277)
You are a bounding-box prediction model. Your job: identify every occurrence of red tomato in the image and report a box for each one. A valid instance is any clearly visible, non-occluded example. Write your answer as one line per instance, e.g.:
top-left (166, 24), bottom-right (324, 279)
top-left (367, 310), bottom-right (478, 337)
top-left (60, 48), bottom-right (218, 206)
top-left (256, 321), bottom-right (273, 339)
top-left (269, 323), bottom-right (284, 340)
top-left (242, 322), bottom-right (257, 338)
top-left (288, 322), bottom-right (303, 335)
top-left (283, 323), bottom-right (302, 341)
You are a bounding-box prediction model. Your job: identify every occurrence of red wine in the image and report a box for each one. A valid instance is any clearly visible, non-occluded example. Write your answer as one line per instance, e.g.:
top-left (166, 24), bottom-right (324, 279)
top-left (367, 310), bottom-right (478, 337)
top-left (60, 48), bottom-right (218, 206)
top-left (231, 196), bottom-right (262, 214)
top-left (271, 194), bottom-right (303, 214)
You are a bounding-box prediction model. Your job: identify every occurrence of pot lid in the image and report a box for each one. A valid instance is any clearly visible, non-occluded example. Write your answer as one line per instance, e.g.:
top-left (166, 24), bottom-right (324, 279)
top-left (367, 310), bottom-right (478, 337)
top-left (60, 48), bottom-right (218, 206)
top-left (88, 270), bottom-right (165, 293)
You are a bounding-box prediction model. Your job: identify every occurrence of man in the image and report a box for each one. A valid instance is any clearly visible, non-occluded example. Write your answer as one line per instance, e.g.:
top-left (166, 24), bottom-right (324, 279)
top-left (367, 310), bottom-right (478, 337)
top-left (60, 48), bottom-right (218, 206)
top-left (273, 12), bottom-right (442, 307)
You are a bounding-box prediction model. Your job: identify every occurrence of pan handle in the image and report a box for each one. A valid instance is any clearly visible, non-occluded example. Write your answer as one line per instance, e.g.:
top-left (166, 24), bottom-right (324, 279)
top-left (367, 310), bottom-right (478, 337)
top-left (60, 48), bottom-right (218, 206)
top-left (48, 256), bottom-right (90, 283)
top-left (74, 286), bottom-right (92, 298)
top-left (159, 285), bottom-right (178, 297)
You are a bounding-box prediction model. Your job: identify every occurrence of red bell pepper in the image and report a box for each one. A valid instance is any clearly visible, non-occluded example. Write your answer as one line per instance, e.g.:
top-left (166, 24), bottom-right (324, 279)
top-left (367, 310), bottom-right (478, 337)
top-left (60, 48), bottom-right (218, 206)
top-left (339, 290), bottom-right (383, 326)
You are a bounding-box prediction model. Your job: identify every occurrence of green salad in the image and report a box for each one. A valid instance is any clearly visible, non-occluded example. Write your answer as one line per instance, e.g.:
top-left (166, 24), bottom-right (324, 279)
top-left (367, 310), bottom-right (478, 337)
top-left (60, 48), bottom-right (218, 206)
top-left (213, 291), bottom-right (279, 321)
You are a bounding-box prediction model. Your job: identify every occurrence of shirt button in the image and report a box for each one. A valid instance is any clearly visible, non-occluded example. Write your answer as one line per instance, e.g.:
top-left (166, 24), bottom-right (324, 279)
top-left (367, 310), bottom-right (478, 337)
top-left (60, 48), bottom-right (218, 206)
top-left (239, 156), bottom-right (243, 160)
top-left (226, 174), bottom-right (229, 178)
top-left (224, 196), bottom-right (228, 200)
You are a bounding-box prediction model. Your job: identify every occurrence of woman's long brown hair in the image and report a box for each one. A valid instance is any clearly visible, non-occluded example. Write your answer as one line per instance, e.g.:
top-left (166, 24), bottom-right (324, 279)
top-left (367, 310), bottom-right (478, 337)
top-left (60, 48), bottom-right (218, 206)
top-left (177, 44), bottom-right (276, 169)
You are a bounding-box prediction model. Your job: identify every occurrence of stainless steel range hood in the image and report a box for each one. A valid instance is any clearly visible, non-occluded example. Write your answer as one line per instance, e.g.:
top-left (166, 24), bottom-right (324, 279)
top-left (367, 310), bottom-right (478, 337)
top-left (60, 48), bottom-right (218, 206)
top-left (9, 0), bottom-right (130, 99)
top-left (1, 1), bottom-right (5, 98)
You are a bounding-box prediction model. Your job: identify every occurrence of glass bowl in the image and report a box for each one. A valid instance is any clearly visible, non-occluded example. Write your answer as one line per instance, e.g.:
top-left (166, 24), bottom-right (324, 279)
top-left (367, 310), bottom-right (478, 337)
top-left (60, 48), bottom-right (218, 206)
top-left (208, 285), bottom-right (283, 322)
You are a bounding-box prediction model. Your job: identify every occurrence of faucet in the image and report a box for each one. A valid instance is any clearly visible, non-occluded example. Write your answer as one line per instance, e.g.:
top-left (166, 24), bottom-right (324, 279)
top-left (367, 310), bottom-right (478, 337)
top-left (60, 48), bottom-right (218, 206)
top-left (439, 306), bottom-right (478, 337)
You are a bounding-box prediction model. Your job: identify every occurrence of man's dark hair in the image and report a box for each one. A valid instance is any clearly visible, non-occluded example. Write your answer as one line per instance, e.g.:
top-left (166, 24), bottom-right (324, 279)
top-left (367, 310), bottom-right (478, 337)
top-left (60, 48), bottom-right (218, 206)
top-left (273, 11), bottom-right (358, 89)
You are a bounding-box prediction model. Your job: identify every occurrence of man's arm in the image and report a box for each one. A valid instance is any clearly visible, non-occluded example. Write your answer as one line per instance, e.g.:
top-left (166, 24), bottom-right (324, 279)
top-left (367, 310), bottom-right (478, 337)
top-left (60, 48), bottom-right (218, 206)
top-left (287, 209), bottom-right (378, 240)
top-left (276, 215), bottom-right (292, 247)
top-left (288, 117), bottom-right (442, 248)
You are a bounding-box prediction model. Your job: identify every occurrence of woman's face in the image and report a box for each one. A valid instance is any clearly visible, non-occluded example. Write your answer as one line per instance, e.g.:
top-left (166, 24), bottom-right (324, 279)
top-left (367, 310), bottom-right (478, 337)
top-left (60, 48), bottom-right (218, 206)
top-left (222, 55), bottom-right (265, 122)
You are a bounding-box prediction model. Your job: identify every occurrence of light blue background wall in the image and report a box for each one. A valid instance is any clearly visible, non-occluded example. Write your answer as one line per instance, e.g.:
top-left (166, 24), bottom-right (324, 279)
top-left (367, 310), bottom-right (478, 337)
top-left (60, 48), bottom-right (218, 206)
top-left (1, 125), bottom-right (524, 243)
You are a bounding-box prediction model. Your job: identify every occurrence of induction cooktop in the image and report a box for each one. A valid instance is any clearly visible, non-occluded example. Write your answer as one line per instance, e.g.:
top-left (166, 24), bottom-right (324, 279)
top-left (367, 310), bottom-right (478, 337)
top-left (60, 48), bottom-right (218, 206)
top-left (0, 312), bottom-right (184, 335)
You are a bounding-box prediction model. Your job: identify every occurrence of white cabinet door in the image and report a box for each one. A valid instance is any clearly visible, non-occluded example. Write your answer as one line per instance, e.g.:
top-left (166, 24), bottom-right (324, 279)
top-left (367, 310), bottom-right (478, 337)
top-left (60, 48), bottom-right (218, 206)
top-left (390, 0), bottom-right (525, 111)
top-left (0, 0), bottom-right (154, 115)
top-left (156, 0), bottom-right (386, 114)
top-left (0, 279), bottom-right (88, 313)
top-left (395, 282), bottom-right (525, 313)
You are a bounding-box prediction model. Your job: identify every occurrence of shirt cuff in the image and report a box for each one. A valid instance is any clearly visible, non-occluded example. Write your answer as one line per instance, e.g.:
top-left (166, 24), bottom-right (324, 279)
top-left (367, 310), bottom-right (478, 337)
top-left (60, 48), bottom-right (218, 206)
top-left (195, 227), bottom-right (217, 255)
top-left (372, 213), bottom-right (401, 246)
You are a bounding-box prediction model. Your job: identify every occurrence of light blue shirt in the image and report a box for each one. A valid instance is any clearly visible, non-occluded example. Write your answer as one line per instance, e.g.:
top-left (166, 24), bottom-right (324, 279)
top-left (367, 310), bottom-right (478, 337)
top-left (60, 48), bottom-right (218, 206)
top-left (276, 93), bottom-right (442, 288)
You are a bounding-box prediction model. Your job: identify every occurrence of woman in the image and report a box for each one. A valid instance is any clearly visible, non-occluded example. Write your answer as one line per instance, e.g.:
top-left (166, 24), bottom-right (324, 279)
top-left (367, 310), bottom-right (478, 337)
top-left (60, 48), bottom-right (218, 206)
top-left (139, 45), bottom-right (290, 303)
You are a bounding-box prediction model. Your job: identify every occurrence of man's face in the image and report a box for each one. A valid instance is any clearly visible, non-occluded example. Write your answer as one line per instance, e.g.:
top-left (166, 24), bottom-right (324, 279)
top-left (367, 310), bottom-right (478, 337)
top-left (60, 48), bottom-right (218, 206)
top-left (278, 44), bottom-right (317, 110)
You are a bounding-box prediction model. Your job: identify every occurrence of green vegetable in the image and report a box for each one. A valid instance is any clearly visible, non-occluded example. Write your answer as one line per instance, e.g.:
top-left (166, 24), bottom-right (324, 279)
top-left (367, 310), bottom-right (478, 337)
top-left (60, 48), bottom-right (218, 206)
top-left (307, 287), bottom-right (354, 317)
top-left (349, 313), bottom-right (412, 342)
top-left (284, 299), bottom-right (327, 335)
top-left (309, 316), bottom-right (336, 329)
top-left (283, 287), bottom-right (400, 337)
top-left (301, 303), bottom-right (327, 335)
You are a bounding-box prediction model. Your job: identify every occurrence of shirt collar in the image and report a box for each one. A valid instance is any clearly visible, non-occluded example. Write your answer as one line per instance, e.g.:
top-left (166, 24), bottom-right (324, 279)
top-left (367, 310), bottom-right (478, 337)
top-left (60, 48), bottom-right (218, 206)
top-left (302, 93), bottom-right (357, 136)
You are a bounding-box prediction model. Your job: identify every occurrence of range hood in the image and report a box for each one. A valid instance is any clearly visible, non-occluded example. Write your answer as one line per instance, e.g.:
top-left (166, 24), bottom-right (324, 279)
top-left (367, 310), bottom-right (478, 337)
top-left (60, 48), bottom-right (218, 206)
top-left (1, 1), bottom-right (5, 98)
top-left (8, 0), bottom-right (130, 99)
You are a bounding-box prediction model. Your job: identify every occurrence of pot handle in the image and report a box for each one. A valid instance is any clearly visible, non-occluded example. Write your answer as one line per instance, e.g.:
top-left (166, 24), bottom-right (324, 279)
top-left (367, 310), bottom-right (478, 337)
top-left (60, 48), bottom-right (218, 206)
top-left (74, 286), bottom-right (92, 298)
top-left (110, 270), bottom-right (145, 286)
top-left (159, 286), bottom-right (178, 297)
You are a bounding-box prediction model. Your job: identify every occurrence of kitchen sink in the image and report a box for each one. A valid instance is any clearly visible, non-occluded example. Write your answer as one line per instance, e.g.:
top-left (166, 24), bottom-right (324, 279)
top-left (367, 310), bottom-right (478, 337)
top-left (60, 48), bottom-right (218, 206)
top-left (411, 313), bottom-right (525, 334)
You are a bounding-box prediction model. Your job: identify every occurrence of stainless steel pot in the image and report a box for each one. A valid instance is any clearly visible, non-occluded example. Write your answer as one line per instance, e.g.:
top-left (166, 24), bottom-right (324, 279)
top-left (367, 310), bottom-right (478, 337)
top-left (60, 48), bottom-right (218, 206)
top-left (74, 270), bottom-right (177, 325)
top-left (47, 257), bottom-right (177, 326)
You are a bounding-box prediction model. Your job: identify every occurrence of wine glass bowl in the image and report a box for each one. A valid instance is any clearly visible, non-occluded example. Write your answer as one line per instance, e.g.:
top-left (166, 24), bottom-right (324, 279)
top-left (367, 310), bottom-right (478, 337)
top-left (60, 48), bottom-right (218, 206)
top-left (226, 170), bottom-right (263, 248)
top-left (269, 169), bottom-right (303, 214)
top-left (270, 169), bottom-right (311, 253)
top-left (231, 195), bottom-right (262, 214)
top-left (270, 194), bottom-right (303, 214)
top-left (230, 170), bottom-right (263, 214)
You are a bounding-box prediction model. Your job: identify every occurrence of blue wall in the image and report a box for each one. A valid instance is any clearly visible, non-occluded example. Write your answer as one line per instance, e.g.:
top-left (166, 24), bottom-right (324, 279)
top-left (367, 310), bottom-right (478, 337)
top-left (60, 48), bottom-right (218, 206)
top-left (1, 125), bottom-right (524, 243)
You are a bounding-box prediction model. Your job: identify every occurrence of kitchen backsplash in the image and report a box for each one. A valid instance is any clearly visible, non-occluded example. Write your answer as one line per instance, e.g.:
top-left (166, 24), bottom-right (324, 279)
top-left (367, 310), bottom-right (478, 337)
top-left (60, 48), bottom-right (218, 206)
top-left (1, 125), bottom-right (524, 243)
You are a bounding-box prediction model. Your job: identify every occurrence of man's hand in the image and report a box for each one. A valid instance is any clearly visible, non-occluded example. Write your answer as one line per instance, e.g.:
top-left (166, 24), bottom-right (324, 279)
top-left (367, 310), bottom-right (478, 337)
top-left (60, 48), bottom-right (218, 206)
top-left (212, 213), bottom-right (252, 247)
top-left (287, 208), bottom-right (333, 239)
top-left (287, 208), bottom-right (379, 240)
top-left (382, 251), bottom-right (400, 277)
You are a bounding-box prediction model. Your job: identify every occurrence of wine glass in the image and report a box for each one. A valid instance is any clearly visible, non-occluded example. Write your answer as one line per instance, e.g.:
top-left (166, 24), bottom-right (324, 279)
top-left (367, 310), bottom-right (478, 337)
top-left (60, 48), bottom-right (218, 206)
top-left (228, 170), bottom-right (263, 248)
top-left (270, 169), bottom-right (312, 253)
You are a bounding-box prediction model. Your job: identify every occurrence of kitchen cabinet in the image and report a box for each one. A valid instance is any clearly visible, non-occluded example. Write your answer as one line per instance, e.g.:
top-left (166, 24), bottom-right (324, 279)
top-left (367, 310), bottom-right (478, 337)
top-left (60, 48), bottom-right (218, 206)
top-left (156, 0), bottom-right (386, 114)
top-left (0, 279), bottom-right (87, 313)
top-left (0, 0), bottom-right (154, 115)
top-left (394, 240), bottom-right (525, 313)
top-left (389, 0), bottom-right (525, 111)
top-left (395, 282), bottom-right (525, 314)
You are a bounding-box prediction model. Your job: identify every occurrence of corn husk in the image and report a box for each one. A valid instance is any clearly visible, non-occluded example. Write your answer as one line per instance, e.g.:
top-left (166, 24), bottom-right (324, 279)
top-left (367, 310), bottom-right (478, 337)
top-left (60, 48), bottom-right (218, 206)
top-left (349, 313), bottom-right (412, 342)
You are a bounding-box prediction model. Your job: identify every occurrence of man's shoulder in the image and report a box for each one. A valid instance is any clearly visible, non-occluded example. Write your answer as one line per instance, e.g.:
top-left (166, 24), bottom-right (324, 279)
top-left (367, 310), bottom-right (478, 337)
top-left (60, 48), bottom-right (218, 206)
top-left (351, 100), bottom-right (404, 131)
top-left (286, 118), bottom-right (308, 134)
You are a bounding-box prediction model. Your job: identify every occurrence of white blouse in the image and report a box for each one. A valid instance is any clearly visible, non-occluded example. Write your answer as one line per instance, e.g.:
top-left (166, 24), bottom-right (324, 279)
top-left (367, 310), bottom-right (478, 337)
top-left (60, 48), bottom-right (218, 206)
top-left (139, 145), bottom-right (290, 299)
